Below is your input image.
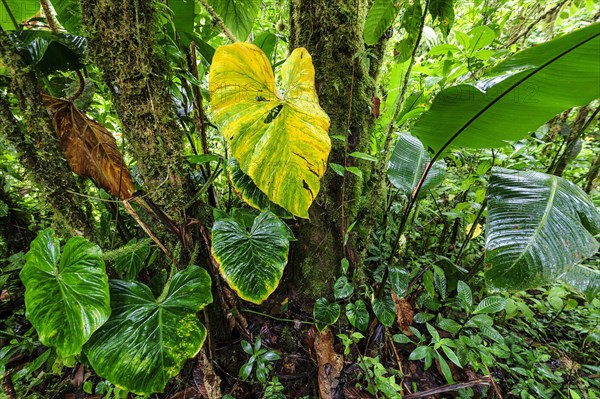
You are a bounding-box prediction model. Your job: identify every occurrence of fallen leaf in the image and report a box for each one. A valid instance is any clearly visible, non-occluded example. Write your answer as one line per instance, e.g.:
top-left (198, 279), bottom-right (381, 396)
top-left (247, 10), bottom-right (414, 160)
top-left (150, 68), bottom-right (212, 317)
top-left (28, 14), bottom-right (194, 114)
top-left (70, 363), bottom-right (84, 387)
top-left (314, 328), bottom-right (343, 399)
top-left (343, 386), bottom-right (375, 399)
top-left (42, 94), bottom-right (135, 200)
top-left (391, 292), bottom-right (414, 331)
top-left (193, 349), bottom-right (221, 399)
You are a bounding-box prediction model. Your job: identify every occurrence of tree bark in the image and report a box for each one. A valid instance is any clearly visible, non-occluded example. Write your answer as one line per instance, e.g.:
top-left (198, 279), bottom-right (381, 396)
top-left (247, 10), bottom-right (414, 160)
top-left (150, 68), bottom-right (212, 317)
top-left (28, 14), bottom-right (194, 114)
top-left (288, 0), bottom-right (384, 298)
top-left (0, 28), bottom-right (95, 238)
top-left (79, 0), bottom-right (204, 235)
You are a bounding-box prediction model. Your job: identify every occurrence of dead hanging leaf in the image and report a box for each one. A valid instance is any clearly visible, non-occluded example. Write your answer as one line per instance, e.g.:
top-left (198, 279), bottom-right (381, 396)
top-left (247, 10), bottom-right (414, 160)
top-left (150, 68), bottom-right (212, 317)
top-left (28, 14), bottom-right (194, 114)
top-left (42, 94), bottom-right (134, 199)
top-left (392, 291), bottom-right (414, 331)
top-left (314, 328), bottom-right (343, 399)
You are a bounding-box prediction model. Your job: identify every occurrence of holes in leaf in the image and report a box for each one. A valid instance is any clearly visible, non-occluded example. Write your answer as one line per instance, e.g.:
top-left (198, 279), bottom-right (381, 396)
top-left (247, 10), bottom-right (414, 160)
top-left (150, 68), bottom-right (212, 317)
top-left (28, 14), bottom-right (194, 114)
top-left (264, 104), bottom-right (283, 124)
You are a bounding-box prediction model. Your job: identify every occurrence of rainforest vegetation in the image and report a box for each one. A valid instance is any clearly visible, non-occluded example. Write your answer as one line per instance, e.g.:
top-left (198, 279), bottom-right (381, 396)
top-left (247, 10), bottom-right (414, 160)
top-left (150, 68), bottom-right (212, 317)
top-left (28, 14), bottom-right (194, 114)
top-left (0, 0), bottom-right (599, 398)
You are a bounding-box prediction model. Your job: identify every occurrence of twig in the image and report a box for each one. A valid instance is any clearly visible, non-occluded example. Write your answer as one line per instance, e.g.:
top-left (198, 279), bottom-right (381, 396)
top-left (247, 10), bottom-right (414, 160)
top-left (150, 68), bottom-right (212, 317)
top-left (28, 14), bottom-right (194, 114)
top-left (485, 366), bottom-right (504, 399)
top-left (40, 0), bottom-right (59, 33)
top-left (122, 198), bottom-right (180, 268)
top-left (388, 335), bottom-right (404, 393)
top-left (198, 0), bottom-right (238, 42)
top-left (2, 370), bottom-right (16, 399)
top-left (402, 377), bottom-right (492, 398)
top-left (506, 0), bottom-right (568, 46)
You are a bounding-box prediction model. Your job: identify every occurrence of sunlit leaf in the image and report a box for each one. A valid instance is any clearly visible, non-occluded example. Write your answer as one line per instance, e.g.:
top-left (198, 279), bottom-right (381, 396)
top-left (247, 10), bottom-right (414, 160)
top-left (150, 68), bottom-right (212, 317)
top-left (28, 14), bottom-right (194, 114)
top-left (42, 94), bottom-right (135, 200)
top-left (205, 0), bottom-right (261, 41)
top-left (412, 23), bottom-right (600, 154)
top-left (364, 0), bottom-right (401, 46)
top-left (20, 229), bottom-right (110, 362)
top-left (0, 0), bottom-right (38, 30)
top-left (209, 43), bottom-right (330, 218)
top-left (85, 266), bottom-right (212, 396)
top-left (50, 0), bottom-right (83, 34)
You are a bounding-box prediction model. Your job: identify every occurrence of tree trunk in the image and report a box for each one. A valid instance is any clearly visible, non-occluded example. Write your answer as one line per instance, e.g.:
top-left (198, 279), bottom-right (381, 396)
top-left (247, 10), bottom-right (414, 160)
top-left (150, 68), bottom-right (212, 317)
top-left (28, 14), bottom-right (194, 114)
top-left (0, 28), bottom-right (95, 238)
top-left (287, 0), bottom-right (384, 299)
top-left (79, 0), bottom-right (206, 236)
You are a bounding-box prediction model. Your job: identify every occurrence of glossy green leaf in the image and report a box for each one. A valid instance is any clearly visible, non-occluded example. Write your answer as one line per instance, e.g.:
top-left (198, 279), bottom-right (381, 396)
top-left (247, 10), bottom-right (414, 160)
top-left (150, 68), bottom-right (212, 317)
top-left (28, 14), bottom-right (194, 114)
top-left (473, 296), bottom-right (506, 314)
top-left (0, 0), bottom-right (38, 30)
top-left (20, 229), bottom-right (110, 361)
top-left (209, 43), bottom-right (331, 218)
top-left (485, 168), bottom-right (600, 291)
top-left (346, 300), bottom-right (369, 331)
top-left (558, 264), bottom-right (600, 301)
top-left (437, 318), bottom-right (462, 334)
top-left (85, 266), bottom-right (212, 396)
top-left (456, 280), bottom-right (472, 312)
top-left (112, 239), bottom-right (150, 281)
top-left (50, 0), bottom-right (82, 33)
top-left (227, 158), bottom-right (292, 219)
top-left (211, 210), bottom-right (290, 304)
top-left (364, 0), bottom-right (402, 46)
top-left (206, 0), bottom-right (261, 41)
top-left (389, 266), bottom-right (409, 296)
top-left (9, 30), bottom-right (87, 73)
top-left (387, 134), bottom-right (446, 196)
top-left (413, 23), bottom-right (600, 155)
top-left (313, 298), bottom-right (340, 332)
top-left (372, 295), bottom-right (396, 327)
top-left (334, 276), bottom-right (354, 299)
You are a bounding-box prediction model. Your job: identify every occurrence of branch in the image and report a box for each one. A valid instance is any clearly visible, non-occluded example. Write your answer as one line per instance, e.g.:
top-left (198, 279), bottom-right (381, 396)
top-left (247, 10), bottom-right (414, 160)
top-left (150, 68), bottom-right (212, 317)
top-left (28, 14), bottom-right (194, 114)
top-left (198, 0), bottom-right (238, 42)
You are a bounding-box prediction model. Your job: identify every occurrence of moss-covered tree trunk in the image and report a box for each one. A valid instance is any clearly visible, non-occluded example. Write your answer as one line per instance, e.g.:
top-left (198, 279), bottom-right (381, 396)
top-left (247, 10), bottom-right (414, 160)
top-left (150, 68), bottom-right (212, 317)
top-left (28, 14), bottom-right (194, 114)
top-left (79, 0), bottom-right (200, 234)
top-left (288, 0), bottom-right (384, 298)
top-left (0, 28), bottom-right (95, 238)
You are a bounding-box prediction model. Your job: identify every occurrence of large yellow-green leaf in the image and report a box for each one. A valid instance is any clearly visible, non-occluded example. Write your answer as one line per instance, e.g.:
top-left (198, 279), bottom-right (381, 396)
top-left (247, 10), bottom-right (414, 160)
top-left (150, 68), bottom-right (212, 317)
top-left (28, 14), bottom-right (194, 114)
top-left (227, 158), bottom-right (292, 219)
top-left (19, 229), bottom-right (110, 363)
top-left (85, 266), bottom-right (212, 396)
top-left (211, 210), bottom-right (291, 304)
top-left (209, 42), bottom-right (331, 218)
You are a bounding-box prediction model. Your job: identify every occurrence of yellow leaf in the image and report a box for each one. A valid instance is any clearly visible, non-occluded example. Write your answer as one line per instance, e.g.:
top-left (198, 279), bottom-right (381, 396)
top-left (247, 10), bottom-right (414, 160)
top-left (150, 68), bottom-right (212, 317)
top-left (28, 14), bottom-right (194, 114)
top-left (209, 43), bottom-right (330, 218)
top-left (465, 223), bottom-right (482, 239)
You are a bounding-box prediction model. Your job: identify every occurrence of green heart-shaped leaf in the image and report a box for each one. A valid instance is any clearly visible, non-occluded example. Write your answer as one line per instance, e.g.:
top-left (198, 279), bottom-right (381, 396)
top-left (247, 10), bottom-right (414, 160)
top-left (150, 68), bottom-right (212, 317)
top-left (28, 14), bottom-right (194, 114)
top-left (313, 298), bottom-right (340, 332)
top-left (20, 229), bottom-right (110, 362)
top-left (211, 210), bottom-right (291, 304)
top-left (209, 43), bottom-right (330, 218)
top-left (85, 266), bottom-right (212, 396)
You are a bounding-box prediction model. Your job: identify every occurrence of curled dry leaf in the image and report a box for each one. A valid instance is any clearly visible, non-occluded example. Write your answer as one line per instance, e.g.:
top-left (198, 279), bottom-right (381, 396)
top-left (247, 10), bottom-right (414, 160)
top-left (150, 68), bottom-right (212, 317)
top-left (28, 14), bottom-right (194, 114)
top-left (42, 94), bottom-right (134, 199)
top-left (392, 291), bottom-right (414, 331)
top-left (314, 328), bottom-right (343, 399)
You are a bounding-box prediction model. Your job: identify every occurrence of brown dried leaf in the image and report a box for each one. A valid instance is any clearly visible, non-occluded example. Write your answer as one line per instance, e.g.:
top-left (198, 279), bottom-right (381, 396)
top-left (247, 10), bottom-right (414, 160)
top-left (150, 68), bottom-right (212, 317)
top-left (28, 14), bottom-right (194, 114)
top-left (42, 94), bottom-right (135, 199)
top-left (343, 386), bottom-right (375, 399)
top-left (70, 363), bottom-right (85, 387)
top-left (392, 291), bottom-right (414, 331)
top-left (193, 349), bottom-right (221, 399)
top-left (314, 328), bottom-right (343, 399)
